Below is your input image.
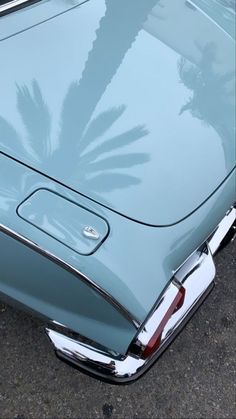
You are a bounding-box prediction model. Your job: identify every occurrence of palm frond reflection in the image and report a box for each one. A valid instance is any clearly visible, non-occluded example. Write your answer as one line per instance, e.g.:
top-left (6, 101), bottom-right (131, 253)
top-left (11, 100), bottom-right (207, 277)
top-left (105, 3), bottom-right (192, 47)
top-left (178, 42), bottom-right (235, 171)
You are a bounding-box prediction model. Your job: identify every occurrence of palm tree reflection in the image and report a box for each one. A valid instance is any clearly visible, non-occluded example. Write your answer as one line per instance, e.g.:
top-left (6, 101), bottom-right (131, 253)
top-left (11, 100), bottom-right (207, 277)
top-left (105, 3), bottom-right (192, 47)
top-left (57, 0), bottom-right (158, 159)
top-left (16, 80), bottom-right (52, 161)
top-left (16, 81), bottom-right (149, 194)
top-left (178, 42), bottom-right (235, 171)
top-left (1, 0), bottom-right (160, 209)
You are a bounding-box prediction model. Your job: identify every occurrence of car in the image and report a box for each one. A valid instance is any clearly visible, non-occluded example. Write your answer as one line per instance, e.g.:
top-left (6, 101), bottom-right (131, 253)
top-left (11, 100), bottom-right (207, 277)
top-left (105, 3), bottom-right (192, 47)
top-left (0, 0), bottom-right (235, 383)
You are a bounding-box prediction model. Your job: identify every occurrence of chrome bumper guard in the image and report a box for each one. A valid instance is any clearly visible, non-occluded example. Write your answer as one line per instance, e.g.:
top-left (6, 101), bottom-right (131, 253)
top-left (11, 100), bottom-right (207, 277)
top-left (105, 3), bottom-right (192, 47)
top-left (47, 206), bottom-right (236, 383)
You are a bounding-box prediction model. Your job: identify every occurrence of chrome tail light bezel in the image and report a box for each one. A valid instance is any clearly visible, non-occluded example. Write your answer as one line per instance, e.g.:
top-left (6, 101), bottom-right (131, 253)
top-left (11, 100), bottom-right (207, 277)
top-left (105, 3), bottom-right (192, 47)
top-left (46, 205), bottom-right (236, 383)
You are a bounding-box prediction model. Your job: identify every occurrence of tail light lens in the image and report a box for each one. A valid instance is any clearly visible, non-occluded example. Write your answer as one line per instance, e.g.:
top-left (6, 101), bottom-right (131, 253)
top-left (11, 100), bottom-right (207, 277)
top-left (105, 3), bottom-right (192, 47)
top-left (142, 287), bottom-right (185, 359)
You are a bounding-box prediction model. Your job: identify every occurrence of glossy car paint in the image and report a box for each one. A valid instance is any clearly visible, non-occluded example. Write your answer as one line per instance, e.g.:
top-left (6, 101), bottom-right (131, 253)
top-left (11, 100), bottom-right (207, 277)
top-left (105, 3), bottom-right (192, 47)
top-left (0, 0), bottom-right (235, 226)
top-left (0, 227), bottom-right (137, 354)
top-left (0, 152), bottom-right (235, 353)
top-left (0, 1), bottom-right (236, 356)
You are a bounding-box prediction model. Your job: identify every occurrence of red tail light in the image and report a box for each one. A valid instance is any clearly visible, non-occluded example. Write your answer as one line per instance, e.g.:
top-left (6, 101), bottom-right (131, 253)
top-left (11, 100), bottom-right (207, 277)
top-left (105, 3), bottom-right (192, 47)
top-left (142, 287), bottom-right (185, 359)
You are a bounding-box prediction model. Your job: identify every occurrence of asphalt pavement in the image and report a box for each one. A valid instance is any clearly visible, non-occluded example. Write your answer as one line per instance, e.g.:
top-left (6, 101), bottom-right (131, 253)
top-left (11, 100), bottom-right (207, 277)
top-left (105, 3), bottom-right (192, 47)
top-left (0, 241), bottom-right (235, 419)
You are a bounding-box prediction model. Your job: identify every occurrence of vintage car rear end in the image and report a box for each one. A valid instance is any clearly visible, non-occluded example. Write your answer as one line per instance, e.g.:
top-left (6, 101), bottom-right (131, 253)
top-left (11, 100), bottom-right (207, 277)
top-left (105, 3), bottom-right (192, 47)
top-left (0, 0), bottom-right (235, 382)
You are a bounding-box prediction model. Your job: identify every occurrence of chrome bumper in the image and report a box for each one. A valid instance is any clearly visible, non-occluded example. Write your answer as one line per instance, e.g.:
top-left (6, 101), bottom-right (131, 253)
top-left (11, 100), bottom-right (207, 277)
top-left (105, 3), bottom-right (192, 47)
top-left (47, 206), bottom-right (236, 383)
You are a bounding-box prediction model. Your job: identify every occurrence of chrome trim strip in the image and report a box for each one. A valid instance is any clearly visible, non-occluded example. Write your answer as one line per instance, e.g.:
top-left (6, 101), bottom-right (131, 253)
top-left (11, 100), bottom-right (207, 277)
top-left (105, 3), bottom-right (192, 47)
top-left (46, 205), bottom-right (236, 382)
top-left (0, 223), bottom-right (140, 328)
top-left (186, 0), bottom-right (235, 40)
top-left (0, 0), bottom-right (38, 15)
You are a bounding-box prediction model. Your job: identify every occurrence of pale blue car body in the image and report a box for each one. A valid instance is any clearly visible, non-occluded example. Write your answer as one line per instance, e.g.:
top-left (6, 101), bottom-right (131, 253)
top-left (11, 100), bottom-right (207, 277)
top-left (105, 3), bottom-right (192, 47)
top-left (0, 0), bottom-right (235, 355)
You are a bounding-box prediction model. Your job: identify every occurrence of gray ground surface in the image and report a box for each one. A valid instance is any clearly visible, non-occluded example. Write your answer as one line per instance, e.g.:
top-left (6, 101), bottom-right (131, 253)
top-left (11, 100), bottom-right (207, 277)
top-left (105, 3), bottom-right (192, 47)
top-left (0, 242), bottom-right (235, 419)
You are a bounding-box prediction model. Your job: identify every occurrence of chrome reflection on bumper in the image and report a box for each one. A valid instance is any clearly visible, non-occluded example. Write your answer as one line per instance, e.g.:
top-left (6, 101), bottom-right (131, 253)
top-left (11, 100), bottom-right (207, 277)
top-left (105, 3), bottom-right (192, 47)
top-left (208, 205), bottom-right (236, 254)
top-left (46, 246), bottom-right (214, 382)
top-left (47, 205), bottom-right (236, 383)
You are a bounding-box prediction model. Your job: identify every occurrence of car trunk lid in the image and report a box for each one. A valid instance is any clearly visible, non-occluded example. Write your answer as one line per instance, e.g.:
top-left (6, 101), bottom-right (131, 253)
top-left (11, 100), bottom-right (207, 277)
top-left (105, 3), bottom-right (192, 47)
top-left (0, 0), bottom-right (235, 226)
